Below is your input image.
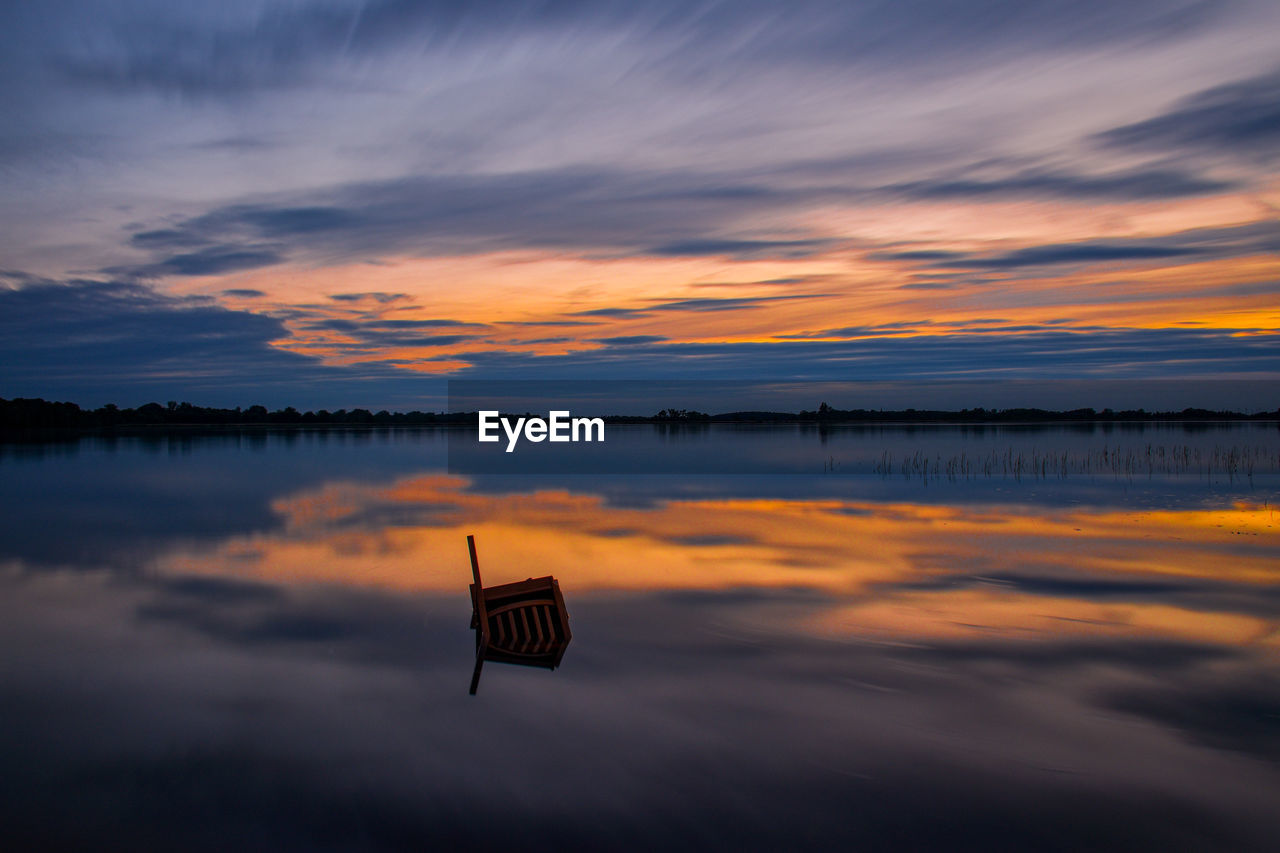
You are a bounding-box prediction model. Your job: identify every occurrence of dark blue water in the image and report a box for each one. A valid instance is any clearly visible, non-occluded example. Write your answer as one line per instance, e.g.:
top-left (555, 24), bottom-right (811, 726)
top-left (2, 424), bottom-right (1278, 850)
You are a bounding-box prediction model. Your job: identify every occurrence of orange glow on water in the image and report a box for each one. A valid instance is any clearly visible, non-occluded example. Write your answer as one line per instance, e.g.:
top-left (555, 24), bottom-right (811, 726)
top-left (158, 474), bottom-right (1280, 649)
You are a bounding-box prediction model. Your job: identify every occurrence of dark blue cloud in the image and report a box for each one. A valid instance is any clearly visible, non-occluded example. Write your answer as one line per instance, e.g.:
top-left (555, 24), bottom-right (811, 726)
top-left (234, 206), bottom-right (361, 235)
top-left (3, 0), bottom-right (1273, 288)
top-left (777, 327), bottom-right (882, 339)
top-left (350, 334), bottom-right (476, 347)
top-left (129, 228), bottom-right (210, 249)
top-left (154, 246), bottom-right (284, 276)
top-left (499, 319), bottom-right (602, 327)
top-left (297, 316), bottom-right (486, 349)
top-left (884, 168), bottom-right (1237, 200)
top-left (959, 243), bottom-right (1203, 268)
top-left (0, 278), bottom-right (446, 408)
top-left (328, 292), bottom-right (410, 303)
top-left (4, 275), bottom-right (1275, 409)
top-left (1096, 68), bottom-right (1280, 159)
top-left (37, 1), bottom-right (1227, 99)
top-left (593, 335), bottom-right (669, 346)
top-left (569, 295), bottom-right (829, 321)
top-left (445, 328), bottom-right (1280, 381)
top-left (122, 167), bottom-right (791, 267)
top-left (648, 238), bottom-right (830, 258)
top-left (874, 223), bottom-right (1280, 270)
top-left (2, 4), bottom-right (1276, 404)
top-left (871, 250), bottom-right (967, 262)
top-left (303, 318), bottom-right (483, 332)
top-left (650, 295), bottom-right (828, 312)
top-left (372, 319), bottom-right (487, 329)
top-left (110, 157), bottom-right (1252, 275)
top-left (777, 319), bottom-right (1099, 339)
top-left (572, 307), bottom-right (652, 318)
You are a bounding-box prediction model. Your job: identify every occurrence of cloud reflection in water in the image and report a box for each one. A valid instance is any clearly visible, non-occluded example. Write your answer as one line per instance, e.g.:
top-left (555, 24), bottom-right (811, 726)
top-left (0, 427), bottom-right (1277, 849)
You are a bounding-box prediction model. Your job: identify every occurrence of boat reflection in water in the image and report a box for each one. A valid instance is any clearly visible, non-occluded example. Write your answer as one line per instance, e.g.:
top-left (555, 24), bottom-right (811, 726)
top-left (467, 534), bottom-right (572, 695)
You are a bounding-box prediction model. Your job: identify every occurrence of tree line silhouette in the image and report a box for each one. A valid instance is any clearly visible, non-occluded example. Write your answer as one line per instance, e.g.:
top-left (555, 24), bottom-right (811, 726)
top-left (0, 398), bottom-right (469, 430)
top-left (2, 396), bottom-right (1275, 432)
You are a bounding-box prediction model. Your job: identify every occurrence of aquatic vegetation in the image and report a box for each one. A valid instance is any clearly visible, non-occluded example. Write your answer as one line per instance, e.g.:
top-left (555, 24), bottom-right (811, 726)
top-left (869, 444), bottom-right (1278, 482)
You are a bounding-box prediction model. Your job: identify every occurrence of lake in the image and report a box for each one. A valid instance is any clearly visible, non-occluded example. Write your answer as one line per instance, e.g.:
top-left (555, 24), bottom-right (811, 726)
top-left (2, 423), bottom-right (1278, 850)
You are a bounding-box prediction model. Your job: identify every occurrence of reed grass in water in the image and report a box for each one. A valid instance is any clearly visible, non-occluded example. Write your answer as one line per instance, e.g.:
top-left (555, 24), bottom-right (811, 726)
top-left (865, 444), bottom-right (1277, 482)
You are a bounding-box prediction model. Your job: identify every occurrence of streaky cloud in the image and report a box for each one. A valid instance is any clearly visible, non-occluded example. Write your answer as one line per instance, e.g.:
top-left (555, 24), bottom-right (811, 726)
top-left (156, 246), bottom-right (284, 277)
top-left (872, 221), bottom-right (1279, 270)
top-left (593, 335), bottom-right (670, 346)
top-left (0, 278), bottom-right (443, 408)
top-left (648, 239), bottom-right (830, 258)
top-left (648, 295), bottom-right (830, 312)
top-left (1096, 67), bottom-right (1280, 159)
top-left (956, 243), bottom-right (1204, 269)
top-left (328, 292), bottom-right (410, 303)
top-left (446, 328), bottom-right (1280, 381)
top-left (883, 168), bottom-right (1237, 201)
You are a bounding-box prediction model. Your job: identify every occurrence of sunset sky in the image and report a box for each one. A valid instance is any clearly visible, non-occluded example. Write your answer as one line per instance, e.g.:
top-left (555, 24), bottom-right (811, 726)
top-left (1, 0), bottom-right (1277, 409)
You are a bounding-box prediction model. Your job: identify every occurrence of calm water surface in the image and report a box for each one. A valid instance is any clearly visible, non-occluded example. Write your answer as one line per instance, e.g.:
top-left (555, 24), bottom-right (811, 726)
top-left (2, 424), bottom-right (1278, 850)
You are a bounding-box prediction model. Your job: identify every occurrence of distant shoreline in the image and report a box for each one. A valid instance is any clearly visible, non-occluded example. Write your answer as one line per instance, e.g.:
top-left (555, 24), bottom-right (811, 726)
top-left (2, 395), bottom-right (1277, 436)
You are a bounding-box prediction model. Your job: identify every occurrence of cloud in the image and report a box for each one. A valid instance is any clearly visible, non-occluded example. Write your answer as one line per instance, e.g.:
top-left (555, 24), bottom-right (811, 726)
top-left (572, 307), bottom-right (653, 319)
top-left (649, 295), bottom-right (829, 312)
top-left (117, 168), bottom-right (751, 267)
top-left (776, 326), bottom-right (882, 340)
top-left (234, 205), bottom-right (362, 235)
top-left (346, 334), bottom-right (476, 347)
top-left (567, 295), bottom-right (829, 322)
top-left (129, 228), bottom-right (210, 249)
top-left (298, 316), bottom-right (486, 347)
top-left (445, 328), bottom-right (1280, 381)
top-left (153, 246), bottom-right (284, 277)
top-left (870, 250), bottom-right (967, 262)
top-left (112, 166), bottom-right (843, 268)
top-left (112, 157), bottom-right (1250, 275)
top-left (3, 2), bottom-right (1278, 403)
top-left (1096, 68), bottom-right (1280, 160)
top-left (883, 168), bottom-right (1237, 200)
top-left (0, 278), bottom-right (445, 407)
top-left (776, 319), bottom-right (1083, 339)
top-left (498, 320), bottom-right (602, 327)
top-left (593, 335), bottom-right (669, 346)
top-left (328, 292), bottom-right (410, 303)
top-left (3, 0), bottom-right (1274, 282)
top-left (371, 319), bottom-right (486, 329)
top-left (958, 243), bottom-right (1203, 269)
top-left (872, 223), bottom-right (1280, 271)
top-left (35, 1), bottom-right (1232, 101)
top-left (648, 238), bottom-right (831, 258)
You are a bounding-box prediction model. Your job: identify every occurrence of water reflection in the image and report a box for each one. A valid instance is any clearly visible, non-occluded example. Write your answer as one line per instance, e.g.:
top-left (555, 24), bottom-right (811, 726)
top-left (141, 475), bottom-right (1276, 652)
top-left (1, 426), bottom-right (1278, 849)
